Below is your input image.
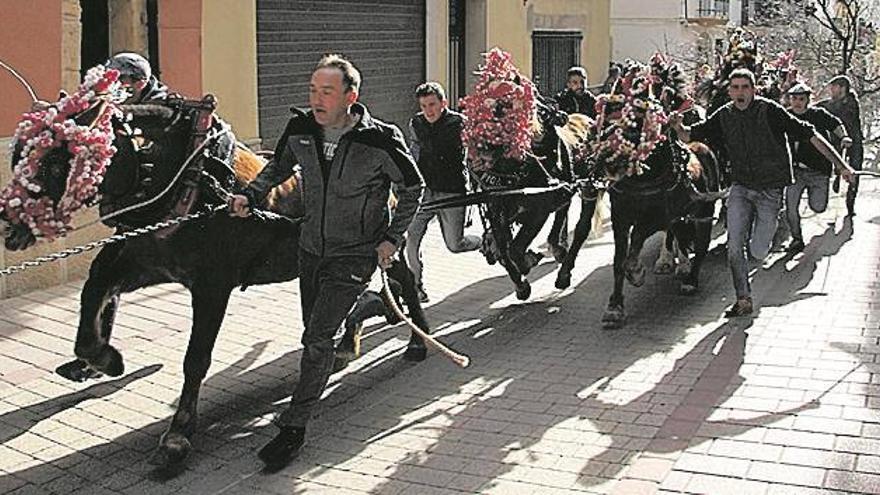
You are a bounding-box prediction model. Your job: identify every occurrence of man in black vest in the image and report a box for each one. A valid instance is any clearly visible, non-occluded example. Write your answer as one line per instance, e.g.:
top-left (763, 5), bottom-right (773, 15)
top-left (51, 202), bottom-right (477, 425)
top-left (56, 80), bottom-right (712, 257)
top-left (784, 82), bottom-right (851, 253)
top-left (672, 69), bottom-right (854, 317)
top-left (554, 66), bottom-right (597, 117)
top-left (818, 75), bottom-right (864, 217)
top-left (405, 82), bottom-right (480, 302)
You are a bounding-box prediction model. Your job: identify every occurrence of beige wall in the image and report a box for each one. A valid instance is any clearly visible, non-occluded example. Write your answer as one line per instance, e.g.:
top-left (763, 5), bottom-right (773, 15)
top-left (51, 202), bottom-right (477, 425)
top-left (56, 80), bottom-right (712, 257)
top-left (202, 0), bottom-right (260, 145)
top-left (465, 0), bottom-right (611, 92)
top-left (109, 0), bottom-right (149, 55)
top-left (426, 0), bottom-right (449, 89)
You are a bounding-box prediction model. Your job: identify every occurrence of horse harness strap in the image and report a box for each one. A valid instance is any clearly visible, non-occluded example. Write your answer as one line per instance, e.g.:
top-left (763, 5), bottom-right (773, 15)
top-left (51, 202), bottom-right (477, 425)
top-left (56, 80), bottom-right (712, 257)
top-left (156, 95), bottom-right (218, 239)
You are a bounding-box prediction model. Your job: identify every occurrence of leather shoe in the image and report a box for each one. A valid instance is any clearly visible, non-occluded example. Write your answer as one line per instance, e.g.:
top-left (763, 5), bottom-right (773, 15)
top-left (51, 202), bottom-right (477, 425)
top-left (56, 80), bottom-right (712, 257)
top-left (786, 239), bottom-right (805, 254)
top-left (258, 426), bottom-right (305, 468)
top-left (724, 297), bottom-right (753, 318)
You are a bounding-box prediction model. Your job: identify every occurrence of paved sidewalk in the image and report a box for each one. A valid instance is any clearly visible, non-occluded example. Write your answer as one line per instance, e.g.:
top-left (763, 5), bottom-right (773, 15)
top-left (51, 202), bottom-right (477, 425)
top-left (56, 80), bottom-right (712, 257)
top-left (1, 181), bottom-right (879, 495)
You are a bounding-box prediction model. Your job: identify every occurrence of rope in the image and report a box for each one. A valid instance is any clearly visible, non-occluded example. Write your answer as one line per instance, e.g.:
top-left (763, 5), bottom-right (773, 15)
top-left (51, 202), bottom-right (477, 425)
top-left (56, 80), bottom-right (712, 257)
top-left (0, 204), bottom-right (227, 277)
top-left (0, 58), bottom-right (38, 102)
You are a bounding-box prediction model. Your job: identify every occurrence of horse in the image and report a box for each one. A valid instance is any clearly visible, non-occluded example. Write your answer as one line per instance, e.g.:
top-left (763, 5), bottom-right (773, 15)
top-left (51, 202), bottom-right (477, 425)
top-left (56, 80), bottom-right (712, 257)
top-left (2, 96), bottom-right (429, 468)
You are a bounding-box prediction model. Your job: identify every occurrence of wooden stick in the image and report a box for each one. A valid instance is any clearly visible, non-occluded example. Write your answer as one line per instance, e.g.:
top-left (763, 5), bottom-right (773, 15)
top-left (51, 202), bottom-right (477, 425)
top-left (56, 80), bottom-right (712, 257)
top-left (380, 269), bottom-right (470, 368)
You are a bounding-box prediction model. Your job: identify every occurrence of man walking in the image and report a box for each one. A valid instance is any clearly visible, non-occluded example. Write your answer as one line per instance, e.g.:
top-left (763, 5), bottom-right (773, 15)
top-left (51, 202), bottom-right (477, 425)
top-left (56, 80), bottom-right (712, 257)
top-left (405, 82), bottom-right (480, 302)
top-left (672, 69), bottom-right (854, 317)
top-left (818, 75), bottom-right (863, 217)
top-left (784, 82), bottom-right (851, 253)
top-left (228, 54), bottom-right (423, 468)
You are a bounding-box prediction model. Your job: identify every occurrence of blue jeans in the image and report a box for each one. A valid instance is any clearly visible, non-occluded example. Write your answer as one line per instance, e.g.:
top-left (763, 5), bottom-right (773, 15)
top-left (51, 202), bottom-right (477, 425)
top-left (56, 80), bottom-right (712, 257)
top-left (785, 167), bottom-right (829, 242)
top-left (727, 184), bottom-right (783, 299)
top-left (405, 188), bottom-right (481, 287)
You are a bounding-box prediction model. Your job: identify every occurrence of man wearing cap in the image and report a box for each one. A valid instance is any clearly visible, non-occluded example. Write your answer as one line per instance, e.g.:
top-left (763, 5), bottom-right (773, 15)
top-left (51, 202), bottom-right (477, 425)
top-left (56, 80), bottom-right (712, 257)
top-left (554, 66), bottom-right (597, 117)
top-left (105, 52), bottom-right (170, 103)
top-left (672, 68), bottom-right (854, 318)
top-left (784, 82), bottom-right (851, 253)
top-left (818, 75), bottom-right (863, 217)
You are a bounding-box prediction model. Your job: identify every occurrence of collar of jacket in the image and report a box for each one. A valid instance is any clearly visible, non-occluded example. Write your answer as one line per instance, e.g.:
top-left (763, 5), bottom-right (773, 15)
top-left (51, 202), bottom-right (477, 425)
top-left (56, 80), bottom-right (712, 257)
top-left (287, 102), bottom-right (379, 135)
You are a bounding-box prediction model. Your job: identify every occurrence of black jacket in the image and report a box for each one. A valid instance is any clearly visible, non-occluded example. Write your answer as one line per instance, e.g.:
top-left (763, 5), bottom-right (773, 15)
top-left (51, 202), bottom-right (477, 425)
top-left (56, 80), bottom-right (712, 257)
top-left (245, 103), bottom-right (424, 258)
top-left (691, 96), bottom-right (815, 189)
top-left (554, 88), bottom-right (597, 118)
top-left (408, 109), bottom-right (468, 194)
top-left (790, 107), bottom-right (845, 176)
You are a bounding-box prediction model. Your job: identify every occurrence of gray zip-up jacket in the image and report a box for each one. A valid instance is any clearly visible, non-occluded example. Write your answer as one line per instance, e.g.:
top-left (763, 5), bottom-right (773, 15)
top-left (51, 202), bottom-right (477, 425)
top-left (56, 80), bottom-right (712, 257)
top-left (244, 103), bottom-right (424, 258)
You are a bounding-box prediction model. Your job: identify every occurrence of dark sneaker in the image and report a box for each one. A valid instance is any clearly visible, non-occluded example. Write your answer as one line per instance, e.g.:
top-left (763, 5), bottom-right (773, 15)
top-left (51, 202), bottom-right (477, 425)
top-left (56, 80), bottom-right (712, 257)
top-left (258, 426), bottom-right (305, 469)
top-left (724, 297), bottom-right (753, 318)
top-left (786, 239), bottom-right (805, 254)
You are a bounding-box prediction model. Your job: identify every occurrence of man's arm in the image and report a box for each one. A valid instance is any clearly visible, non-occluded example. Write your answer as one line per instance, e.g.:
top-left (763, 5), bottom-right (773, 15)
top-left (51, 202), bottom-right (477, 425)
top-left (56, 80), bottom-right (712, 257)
top-left (810, 132), bottom-right (855, 182)
top-left (671, 106), bottom-right (721, 144)
top-left (229, 121), bottom-right (298, 216)
top-left (380, 125), bottom-right (425, 245)
top-left (408, 118), bottom-right (421, 163)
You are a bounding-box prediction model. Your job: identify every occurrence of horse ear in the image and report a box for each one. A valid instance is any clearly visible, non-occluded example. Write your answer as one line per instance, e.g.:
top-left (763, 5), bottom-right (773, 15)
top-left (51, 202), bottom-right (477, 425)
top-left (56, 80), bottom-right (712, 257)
top-left (58, 90), bottom-right (69, 100)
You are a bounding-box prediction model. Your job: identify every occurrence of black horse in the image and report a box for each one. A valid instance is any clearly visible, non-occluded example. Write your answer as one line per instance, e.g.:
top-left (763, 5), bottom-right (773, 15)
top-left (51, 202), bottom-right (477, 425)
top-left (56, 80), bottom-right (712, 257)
top-left (2, 98), bottom-right (428, 468)
top-left (424, 102), bottom-right (587, 300)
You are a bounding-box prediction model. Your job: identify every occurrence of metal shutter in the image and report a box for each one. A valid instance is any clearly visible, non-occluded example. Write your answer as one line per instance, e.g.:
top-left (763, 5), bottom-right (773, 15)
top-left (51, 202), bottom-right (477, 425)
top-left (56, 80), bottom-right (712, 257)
top-left (531, 31), bottom-right (582, 98)
top-left (257, 0), bottom-right (426, 148)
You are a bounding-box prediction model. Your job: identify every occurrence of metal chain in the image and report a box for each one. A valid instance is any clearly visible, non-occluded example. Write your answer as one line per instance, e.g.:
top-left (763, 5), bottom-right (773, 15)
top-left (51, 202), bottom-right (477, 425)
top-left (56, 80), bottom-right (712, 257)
top-left (0, 204), bottom-right (227, 277)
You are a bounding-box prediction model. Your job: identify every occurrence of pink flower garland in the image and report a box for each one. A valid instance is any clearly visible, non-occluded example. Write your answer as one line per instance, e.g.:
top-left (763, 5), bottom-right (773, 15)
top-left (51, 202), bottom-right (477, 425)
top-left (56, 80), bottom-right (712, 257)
top-left (460, 48), bottom-right (537, 172)
top-left (2, 66), bottom-right (121, 240)
top-left (577, 66), bottom-right (669, 177)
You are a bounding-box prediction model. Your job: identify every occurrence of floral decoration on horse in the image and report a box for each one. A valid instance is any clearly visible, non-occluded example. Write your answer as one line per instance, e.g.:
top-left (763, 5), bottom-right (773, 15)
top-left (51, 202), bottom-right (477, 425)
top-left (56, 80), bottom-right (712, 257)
top-left (2, 66), bottom-right (122, 240)
top-left (460, 48), bottom-right (538, 172)
top-left (576, 63), bottom-right (670, 179)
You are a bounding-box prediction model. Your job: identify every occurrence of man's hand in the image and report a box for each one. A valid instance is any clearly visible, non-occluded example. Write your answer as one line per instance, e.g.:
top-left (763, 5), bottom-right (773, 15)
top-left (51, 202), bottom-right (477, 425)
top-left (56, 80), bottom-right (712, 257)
top-left (841, 137), bottom-right (853, 149)
top-left (228, 194), bottom-right (251, 217)
top-left (839, 166), bottom-right (856, 184)
top-left (376, 240), bottom-right (397, 269)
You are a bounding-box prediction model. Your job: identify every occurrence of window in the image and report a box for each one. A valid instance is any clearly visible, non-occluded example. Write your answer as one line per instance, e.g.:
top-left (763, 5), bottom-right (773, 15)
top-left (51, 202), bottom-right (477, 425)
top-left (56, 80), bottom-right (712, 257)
top-left (531, 30), bottom-right (582, 97)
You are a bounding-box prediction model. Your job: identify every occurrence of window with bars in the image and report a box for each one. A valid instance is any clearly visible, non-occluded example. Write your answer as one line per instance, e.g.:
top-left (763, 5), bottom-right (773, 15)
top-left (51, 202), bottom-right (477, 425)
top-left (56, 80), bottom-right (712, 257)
top-left (697, 0), bottom-right (729, 18)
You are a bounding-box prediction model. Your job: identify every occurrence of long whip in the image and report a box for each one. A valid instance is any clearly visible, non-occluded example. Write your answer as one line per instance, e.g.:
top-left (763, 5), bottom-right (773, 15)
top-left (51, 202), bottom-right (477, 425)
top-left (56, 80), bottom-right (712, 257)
top-left (0, 58), bottom-right (38, 102)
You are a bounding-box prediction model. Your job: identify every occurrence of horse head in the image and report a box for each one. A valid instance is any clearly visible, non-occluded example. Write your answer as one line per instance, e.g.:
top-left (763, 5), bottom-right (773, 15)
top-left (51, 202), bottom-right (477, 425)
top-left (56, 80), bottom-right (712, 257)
top-left (3, 101), bottom-right (115, 250)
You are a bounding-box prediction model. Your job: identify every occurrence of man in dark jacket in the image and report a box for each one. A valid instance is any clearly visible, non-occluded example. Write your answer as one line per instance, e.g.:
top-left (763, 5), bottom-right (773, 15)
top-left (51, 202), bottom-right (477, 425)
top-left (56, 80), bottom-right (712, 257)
top-left (554, 66), bottom-right (597, 117)
top-left (784, 82), bottom-right (851, 253)
top-left (105, 52), bottom-right (170, 103)
top-left (228, 54), bottom-right (423, 468)
top-left (405, 82), bottom-right (480, 302)
top-left (673, 69), bottom-right (853, 317)
top-left (818, 75), bottom-right (863, 216)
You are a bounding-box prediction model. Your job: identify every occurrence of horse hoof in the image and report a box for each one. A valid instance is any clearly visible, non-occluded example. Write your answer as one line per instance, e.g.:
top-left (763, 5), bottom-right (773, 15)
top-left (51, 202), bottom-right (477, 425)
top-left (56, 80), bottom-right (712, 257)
top-left (92, 346), bottom-right (124, 377)
top-left (601, 305), bottom-right (626, 329)
top-left (653, 261), bottom-right (673, 275)
top-left (151, 434), bottom-right (192, 467)
top-left (679, 283), bottom-right (697, 296)
top-left (55, 359), bottom-right (103, 382)
top-left (555, 271), bottom-right (571, 289)
top-left (402, 346), bottom-right (427, 362)
top-left (515, 281), bottom-right (532, 300)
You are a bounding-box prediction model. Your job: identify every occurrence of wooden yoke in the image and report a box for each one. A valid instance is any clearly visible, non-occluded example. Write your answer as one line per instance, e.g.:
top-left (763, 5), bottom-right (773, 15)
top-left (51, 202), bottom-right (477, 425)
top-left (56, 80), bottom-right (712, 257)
top-left (156, 94), bottom-right (217, 239)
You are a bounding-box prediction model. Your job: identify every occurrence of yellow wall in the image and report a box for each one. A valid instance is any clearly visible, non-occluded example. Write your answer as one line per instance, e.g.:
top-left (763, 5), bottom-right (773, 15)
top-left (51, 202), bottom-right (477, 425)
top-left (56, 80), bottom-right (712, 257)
top-left (468, 0), bottom-right (611, 92)
top-left (202, 0), bottom-right (260, 146)
top-left (426, 0), bottom-right (449, 89)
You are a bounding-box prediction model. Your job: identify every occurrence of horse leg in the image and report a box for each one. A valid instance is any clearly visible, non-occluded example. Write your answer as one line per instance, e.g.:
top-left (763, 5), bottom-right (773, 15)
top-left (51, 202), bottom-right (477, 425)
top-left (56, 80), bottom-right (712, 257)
top-left (68, 245), bottom-right (132, 379)
top-left (490, 208), bottom-right (531, 300)
top-left (623, 220), bottom-right (653, 288)
top-left (509, 213), bottom-right (546, 277)
top-left (654, 230), bottom-right (676, 275)
top-left (547, 202), bottom-right (570, 262)
top-left (602, 217), bottom-right (630, 328)
top-left (556, 196), bottom-right (597, 289)
top-left (681, 221), bottom-right (711, 295)
top-left (154, 282), bottom-right (233, 467)
top-left (673, 230), bottom-right (694, 282)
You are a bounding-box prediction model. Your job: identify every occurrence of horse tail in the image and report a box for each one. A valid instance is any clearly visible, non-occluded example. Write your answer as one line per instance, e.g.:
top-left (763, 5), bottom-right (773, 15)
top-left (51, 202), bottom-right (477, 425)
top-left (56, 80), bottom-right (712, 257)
top-left (589, 189), bottom-right (610, 240)
top-left (558, 113), bottom-right (594, 149)
top-left (233, 143), bottom-right (302, 215)
top-left (686, 141), bottom-right (720, 193)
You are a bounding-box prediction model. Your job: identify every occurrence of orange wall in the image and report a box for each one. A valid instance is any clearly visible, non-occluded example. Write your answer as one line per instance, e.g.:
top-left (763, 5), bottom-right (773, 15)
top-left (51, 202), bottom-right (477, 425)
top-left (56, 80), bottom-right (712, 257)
top-left (158, 0), bottom-right (202, 98)
top-left (0, 0), bottom-right (63, 136)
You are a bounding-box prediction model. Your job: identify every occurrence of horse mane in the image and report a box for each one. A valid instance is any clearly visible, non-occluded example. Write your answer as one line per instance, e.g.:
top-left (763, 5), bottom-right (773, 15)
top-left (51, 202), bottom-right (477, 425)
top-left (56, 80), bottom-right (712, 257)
top-left (232, 144), bottom-right (300, 213)
top-left (557, 113), bottom-right (594, 148)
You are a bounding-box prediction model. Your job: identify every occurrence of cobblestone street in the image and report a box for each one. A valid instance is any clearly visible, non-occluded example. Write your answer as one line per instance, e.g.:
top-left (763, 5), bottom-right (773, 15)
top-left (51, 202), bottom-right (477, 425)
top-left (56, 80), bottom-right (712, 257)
top-left (1, 181), bottom-right (879, 495)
